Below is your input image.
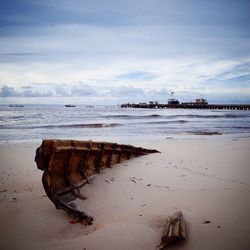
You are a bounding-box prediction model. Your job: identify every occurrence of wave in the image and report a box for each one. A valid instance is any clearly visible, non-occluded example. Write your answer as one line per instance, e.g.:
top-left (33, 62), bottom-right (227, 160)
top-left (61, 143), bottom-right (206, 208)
top-left (224, 113), bottom-right (249, 118)
top-left (232, 126), bottom-right (250, 130)
top-left (1, 114), bottom-right (43, 121)
top-left (166, 114), bottom-right (249, 119)
top-left (134, 120), bottom-right (189, 125)
top-left (2, 115), bottom-right (26, 120)
top-left (100, 113), bottom-right (249, 120)
top-left (1, 123), bottom-right (120, 130)
top-left (52, 123), bottom-right (120, 129)
top-left (102, 114), bottom-right (162, 119)
top-left (188, 131), bottom-right (223, 135)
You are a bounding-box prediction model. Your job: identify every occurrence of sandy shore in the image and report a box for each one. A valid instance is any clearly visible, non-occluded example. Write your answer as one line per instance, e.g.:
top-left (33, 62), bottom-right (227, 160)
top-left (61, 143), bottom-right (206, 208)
top-left (0, 136), bottom-right (250, 250)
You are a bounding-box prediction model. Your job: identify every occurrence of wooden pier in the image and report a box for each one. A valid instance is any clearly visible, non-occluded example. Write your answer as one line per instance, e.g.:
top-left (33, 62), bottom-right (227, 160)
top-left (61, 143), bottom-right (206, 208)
top-left (120, 103), bottom-right (250, 110)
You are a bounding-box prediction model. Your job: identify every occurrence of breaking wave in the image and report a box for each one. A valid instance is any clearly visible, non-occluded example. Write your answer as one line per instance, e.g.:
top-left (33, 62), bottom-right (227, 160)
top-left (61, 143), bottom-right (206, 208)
top-left (2, 123), bottom-right (120, 129)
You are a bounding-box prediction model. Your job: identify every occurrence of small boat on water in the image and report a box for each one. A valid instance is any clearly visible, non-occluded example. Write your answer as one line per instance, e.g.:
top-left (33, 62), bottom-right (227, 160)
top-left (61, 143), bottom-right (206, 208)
top-left (35, 139), bottom-right (159, 224)
top-left (65, 104), bottom-right (76, 107)
top-left (9, 104), bottom-right (24, 107)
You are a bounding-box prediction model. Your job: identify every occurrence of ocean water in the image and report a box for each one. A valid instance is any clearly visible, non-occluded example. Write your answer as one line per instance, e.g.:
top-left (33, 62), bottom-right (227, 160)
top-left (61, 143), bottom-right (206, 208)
top-left (0, 104), bottom-right (250, 143)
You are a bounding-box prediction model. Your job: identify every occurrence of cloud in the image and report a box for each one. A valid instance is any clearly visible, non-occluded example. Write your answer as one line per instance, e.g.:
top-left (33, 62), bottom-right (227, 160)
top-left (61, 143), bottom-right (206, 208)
top-left (0, 85), bottom-right (17, 97)
top-left (0, 57), bottom-right (250, 101)
top-left (0, 82), bottom-right (98, 98)
top-left (0, 84), bottom-right (54, 97)
top-left (0, 83), bottom-right (162, 102)
top-left (207, 62), bottom-right (250, 83)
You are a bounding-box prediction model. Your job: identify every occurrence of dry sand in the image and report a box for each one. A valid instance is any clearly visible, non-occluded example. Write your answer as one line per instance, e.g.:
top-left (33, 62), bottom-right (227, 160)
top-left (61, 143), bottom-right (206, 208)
top-left (0, 136), bottom-right (250, 250)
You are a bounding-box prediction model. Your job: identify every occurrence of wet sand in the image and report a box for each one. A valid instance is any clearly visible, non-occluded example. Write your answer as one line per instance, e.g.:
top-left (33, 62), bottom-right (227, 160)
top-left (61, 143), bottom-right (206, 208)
top-left (0, 136), bottom-right (250, 250)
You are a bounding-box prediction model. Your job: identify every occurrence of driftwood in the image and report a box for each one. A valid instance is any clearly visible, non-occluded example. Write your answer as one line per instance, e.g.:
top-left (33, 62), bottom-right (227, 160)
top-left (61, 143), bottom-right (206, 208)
top-left (157, 211), bottom-right (186, 250)
top-left (35, 139), bottom-right (159, 224)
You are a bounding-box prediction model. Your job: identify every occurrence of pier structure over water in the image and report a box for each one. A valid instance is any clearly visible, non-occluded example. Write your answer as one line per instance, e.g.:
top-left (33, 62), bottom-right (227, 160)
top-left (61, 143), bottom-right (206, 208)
top-left (120, 103), bottom-right (250, 110)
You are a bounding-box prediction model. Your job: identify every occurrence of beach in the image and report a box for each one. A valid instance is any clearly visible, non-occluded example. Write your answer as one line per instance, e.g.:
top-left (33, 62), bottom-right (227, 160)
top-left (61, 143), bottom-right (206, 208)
top-left (1, 0), bottom-right (250, 248)
top-left (0, 135), bottom-right (250, 250)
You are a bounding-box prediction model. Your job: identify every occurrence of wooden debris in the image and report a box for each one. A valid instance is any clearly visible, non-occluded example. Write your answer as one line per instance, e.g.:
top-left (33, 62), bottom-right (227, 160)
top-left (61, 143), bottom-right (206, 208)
top-left (35, 139), bottom-right (159, 224)
top-left (202, 220), bottom-right (211, 224)
top-left (157, 211), bottom-right (186, 250)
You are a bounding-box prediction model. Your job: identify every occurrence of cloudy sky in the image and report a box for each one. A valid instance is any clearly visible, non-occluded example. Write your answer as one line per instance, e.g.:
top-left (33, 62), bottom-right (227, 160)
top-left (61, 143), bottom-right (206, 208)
top-left (0, 0), bottom-right (249, 104)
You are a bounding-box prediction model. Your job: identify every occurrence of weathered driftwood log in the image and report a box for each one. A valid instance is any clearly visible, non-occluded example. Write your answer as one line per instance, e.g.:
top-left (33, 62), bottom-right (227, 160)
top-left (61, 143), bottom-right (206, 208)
top-left (35, 139), bottom-right (159, 224)
top-left (157, 211), bottom-right (186, 250)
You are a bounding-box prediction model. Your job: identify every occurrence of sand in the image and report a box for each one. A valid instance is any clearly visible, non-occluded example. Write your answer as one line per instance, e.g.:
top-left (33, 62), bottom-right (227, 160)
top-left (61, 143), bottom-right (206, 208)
top-left (0, 136), bottom-right (250, 250)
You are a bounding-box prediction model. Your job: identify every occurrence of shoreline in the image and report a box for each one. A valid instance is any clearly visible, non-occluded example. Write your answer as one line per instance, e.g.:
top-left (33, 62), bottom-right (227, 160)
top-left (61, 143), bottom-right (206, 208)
top-left (0, 135), bottom-right (250, 249)
top-left (1, 131), bottom-right (250, 146)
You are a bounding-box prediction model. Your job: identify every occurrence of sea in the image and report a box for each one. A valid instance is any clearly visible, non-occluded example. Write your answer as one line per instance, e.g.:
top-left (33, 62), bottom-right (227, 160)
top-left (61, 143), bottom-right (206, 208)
top-left (0, 104), bottom-right (250, 144)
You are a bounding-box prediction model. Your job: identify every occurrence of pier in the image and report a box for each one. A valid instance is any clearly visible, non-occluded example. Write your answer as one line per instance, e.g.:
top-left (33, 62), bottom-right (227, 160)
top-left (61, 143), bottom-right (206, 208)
top-left (120, 103), bottom-right (250, 110)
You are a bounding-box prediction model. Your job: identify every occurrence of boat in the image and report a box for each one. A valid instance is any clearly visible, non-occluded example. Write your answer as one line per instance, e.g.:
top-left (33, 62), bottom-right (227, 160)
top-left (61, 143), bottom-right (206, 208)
top-left (195, 98), bottom-right (208, 105)
top-left (65, 104), bottom-right (76, 107)
top-left (168, 99), bottom-right (180, 105)
top-left (35, 139), bottom-right (159, 224)
top-left (9, 104), bottom-right (24, 107)
top-left (168, 92), bottom-right (179, 105)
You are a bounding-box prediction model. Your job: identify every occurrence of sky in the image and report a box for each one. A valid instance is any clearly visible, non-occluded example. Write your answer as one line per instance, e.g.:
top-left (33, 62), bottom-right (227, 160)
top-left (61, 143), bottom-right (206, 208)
top-left (0, 0), bottom-right (250, 104)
